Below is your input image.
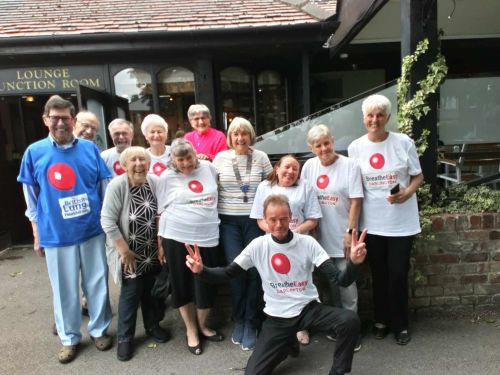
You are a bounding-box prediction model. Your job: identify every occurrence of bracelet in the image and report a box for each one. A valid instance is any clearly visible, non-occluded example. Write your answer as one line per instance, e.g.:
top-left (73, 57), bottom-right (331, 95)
top-left (345, 228), bottom-right (354, 234)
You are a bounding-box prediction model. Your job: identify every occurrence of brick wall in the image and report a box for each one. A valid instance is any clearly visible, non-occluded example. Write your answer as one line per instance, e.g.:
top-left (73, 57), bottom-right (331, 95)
top-left (357, 212), bottom-right (500, 316)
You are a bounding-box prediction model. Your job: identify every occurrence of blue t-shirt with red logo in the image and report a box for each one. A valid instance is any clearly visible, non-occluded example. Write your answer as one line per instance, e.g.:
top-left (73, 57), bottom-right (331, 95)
top-left (18, 137), bottom-right (111, 247)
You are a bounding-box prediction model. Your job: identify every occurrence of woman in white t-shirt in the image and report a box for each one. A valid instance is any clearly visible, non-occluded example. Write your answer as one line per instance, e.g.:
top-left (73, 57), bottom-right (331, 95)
top-left (141, 114), bottom-right (171, 176)
top-left (301, 124), bottom-right (364, 350)
top-left (250, 155), bottom-right (322, 345)
top-left (212, 117), bottom-right (273, 351)
top-left (157, 138), bottom-right (223, 355)
top-left (348, 94), bottom-right (423, 346)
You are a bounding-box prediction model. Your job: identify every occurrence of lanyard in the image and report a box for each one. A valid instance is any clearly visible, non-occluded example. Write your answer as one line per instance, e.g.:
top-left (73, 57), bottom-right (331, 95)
top-left (232, 151), bottom-right (253, 203)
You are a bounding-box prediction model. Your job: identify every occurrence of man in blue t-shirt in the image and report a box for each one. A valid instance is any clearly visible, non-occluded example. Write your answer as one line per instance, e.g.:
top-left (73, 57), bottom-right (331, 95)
top-left (17, 95), bottom-right (112, 364)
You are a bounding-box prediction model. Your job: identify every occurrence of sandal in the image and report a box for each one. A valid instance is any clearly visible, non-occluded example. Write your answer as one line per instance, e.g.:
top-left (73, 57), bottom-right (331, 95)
top-left (296, 330), bottom-right (310, 345)
top-left (58, 344), bottom-right (78, 364)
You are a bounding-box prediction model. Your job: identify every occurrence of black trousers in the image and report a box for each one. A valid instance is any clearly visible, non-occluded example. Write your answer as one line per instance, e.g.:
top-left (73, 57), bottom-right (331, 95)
top-left (365, 233), bottom-right (414, 333)
top-left (245, 301), bottom-right (359, 375)
top-left (117, 268), bottom-right (162, 340)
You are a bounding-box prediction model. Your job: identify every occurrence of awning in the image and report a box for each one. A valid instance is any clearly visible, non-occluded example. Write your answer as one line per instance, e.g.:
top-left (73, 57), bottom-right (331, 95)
top-left (324, 0), bottom-right (389, 56)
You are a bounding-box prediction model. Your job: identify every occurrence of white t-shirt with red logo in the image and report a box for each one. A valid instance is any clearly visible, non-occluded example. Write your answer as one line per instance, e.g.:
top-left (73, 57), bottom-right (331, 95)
top-left (234, 233), bottom-right (330, 318)
top-left (100, 147), bottom-right (125, 177)
top-left (249, 179), bottom-right (322, 232)
top-left (147, 146), bottom-right (171, 176)
top-left (301, 155), bottom-right (364, 257)
top-left (157, 160), bottom-right (219, 247)
top-left (348, 132), bottom-right (422, 236)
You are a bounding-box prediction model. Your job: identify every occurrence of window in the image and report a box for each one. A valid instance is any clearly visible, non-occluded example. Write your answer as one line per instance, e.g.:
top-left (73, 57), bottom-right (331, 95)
top-left (114, 68), bottom-right (153, 146)
top-left (221, 67), bottom-right (288, 135)
top-left (256, 70), bottom-right (288, 135)
top-left (221, 67), bottom-right (254, 130)
top-left (157, 66), bottom-right (195, 141)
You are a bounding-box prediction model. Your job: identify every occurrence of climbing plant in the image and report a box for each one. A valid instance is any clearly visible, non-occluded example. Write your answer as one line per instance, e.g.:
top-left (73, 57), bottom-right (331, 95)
top-left (397, 38), bottom-right (448, 156)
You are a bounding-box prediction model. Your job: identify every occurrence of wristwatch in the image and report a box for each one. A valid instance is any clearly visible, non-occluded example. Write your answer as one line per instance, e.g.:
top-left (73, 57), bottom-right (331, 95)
top-left (345, 228), bottom-right (354, 234)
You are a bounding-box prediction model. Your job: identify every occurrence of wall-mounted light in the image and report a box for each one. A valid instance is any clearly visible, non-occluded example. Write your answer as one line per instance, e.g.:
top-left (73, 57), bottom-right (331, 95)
top-left (339, 53), bottom-right (349, 59)
top-left (22, 95), bottom-right (34, 102)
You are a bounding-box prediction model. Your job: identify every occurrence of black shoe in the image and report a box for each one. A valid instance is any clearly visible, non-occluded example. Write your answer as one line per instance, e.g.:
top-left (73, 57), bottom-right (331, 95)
top-left (201, 330), bottom-right (225, 342)
top-left (187, 337), bottom-right (203, 355)
top-left (117, 340), bottom-right (133, 361)
top-left (395, 331), bottom-right (411, 345)
top-left (288, 337), bottom-right (300, 358)
top-left (146, 326), bottom-right (170, 343)
top-left (373, 325), bottom-right (389, 340)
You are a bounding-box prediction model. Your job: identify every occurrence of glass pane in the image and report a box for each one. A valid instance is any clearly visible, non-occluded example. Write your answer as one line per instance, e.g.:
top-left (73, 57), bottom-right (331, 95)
top-left (439, 77), bottom-right (500, 144)
top-left (114, 68), bottom-right (153, 146)
top-left (254, 84), bottom-right (397, 154)
top-left (157, 66), bottom-right (195, 141)
top-left (221, 67), bottom-right (254, 130)
top-left (86, 99), bottom-right (107, 151)
top-left (256, 70), bottom-right (288, 136)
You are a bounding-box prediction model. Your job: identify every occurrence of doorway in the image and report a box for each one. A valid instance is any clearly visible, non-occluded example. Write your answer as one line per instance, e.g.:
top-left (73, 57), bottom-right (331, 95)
top-left (0, 94), bottom-right (78, 245)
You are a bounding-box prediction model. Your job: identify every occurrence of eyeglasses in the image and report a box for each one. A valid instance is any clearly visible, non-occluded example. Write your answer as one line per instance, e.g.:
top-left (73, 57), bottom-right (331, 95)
top-left (47, 115), bottom-right (73, 125)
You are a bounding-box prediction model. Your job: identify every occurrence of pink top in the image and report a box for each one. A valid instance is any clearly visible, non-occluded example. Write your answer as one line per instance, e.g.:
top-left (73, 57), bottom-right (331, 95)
top-left (184, 127), bottom-right (228, 160)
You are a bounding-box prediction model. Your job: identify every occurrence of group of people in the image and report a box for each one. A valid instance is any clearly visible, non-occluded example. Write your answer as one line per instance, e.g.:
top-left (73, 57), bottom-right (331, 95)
top-left (18, 93), bottom-right (422, 374)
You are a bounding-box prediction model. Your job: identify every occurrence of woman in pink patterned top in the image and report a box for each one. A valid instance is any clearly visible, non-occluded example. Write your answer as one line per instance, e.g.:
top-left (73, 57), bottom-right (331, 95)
top-left (184, 104), bottom-right (228, 161)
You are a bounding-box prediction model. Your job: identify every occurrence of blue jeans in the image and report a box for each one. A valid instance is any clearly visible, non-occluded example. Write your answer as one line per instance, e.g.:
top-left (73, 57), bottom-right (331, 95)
top-left (219, 214), bottom-right (263, 329)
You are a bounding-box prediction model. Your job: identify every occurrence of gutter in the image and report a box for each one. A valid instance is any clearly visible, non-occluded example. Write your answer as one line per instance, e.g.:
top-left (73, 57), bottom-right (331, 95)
top-left (0, 21), bottom-right (339, 57)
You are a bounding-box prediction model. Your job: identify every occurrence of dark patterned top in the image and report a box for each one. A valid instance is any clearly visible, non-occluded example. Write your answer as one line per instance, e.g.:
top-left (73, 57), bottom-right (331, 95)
top-left (126, 181), bottom-right (159, 278)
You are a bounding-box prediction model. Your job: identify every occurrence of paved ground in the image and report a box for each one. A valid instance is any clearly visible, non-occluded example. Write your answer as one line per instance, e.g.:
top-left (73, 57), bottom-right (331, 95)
top-left (1, 246), bottom-right (499, 375)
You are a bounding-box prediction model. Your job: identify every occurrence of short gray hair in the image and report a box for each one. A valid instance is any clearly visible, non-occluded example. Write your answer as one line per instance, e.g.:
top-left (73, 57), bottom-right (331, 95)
top-left (108, 118), bottom-right (134, 133)
top-left (119, 146), bottom-right (150, 168)
top-left (306, 124), bottom-right (331, 146)
top-left (361, 94), bottom-right (392, 116)
top-left (171, 138), bottom-right (196, 158)
top-left (263, 194), bottom-right (291, 217)
top-left (141, 114), bottom-right (168, 136)
top-left (227, 117), bottom-right (255, 148)
top-left (187, 104), bottom-right (211, 121)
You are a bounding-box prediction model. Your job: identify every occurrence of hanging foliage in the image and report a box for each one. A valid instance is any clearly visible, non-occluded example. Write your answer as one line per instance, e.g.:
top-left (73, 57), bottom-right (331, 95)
top-left (397, 38), bottom-right (448, 155)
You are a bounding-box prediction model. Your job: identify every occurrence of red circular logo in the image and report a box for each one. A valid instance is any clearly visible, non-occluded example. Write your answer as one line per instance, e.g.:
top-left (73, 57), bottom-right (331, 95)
top-left (152, 162), bottom-right (166, 176)
top-left (271, 253), bottom-right (291, 275)
top-left (188, 180), bottom-right (203, 193)
top-left (369, 153), bottom-right (385, 169)
top-left (316, 175), bottom-right (330, 189)
top-left (47, 163), bottom-right (76, 191)
top-left (113, 161), bottom-right (125, 175)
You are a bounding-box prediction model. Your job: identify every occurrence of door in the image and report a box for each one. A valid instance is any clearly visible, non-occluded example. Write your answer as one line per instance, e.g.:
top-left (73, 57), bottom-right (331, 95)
top-left (77, 85), bottom-right (130, 151)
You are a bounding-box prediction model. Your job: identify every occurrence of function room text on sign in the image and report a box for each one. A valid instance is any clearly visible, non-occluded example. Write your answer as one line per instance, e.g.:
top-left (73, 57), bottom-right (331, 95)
top-left (0, 66), bottom-right (106, 94)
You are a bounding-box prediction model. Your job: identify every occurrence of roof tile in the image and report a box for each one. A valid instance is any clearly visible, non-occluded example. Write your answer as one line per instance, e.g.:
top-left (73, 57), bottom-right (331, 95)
top-left (0, 0), bottom-right (336, 38)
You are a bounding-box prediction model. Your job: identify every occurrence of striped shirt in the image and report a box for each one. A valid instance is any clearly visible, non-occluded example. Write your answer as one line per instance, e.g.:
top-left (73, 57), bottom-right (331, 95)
top-left (213, 148), bottom-right (272, 215)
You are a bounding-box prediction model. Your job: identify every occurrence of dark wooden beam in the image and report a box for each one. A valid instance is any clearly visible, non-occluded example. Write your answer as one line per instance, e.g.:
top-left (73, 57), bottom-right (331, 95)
top-left (401, 0), bottom-right (438, 189)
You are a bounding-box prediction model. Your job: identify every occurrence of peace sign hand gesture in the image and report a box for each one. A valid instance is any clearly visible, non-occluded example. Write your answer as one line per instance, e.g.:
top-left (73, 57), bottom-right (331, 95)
top-left (350, 228), bottom-right (368, 265)
top-left (185, 243), bottom-right (204, 274)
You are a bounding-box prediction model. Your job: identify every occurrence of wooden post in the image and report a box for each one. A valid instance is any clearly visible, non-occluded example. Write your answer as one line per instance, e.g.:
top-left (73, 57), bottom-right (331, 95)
top-left (401, 0), bottom-right (438, 189)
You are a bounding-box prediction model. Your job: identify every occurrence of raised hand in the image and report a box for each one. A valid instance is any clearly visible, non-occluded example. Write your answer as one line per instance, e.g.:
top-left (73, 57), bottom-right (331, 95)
top-left (185, 243), bottom-right (203, 274)
top-left (350, 228), bottom-right (368, 265)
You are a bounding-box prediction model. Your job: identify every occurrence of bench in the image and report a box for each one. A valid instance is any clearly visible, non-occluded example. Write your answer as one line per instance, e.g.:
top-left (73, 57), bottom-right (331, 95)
top-left (437, 143), bottom-right (500, 187)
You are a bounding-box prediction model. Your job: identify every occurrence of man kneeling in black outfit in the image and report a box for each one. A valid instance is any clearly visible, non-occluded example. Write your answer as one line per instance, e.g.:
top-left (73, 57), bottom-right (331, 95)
top-left (185, 194), bottom-right (367, 375)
